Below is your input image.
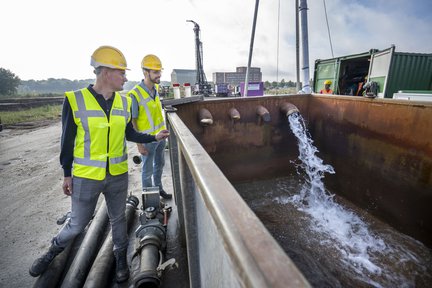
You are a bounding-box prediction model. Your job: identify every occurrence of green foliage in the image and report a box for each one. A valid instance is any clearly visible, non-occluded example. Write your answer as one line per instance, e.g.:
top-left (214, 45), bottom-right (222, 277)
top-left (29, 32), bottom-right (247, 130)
top-left (0, 105), bottom-right (62, 125)
top-left (18, 78), bottom-right (94, 94)
top-left (264, 79), bottom-right (298, 90)
top-left (16, 78), bottom-right (141, 95)
top-left (0, 68), bottom-right (21, 95)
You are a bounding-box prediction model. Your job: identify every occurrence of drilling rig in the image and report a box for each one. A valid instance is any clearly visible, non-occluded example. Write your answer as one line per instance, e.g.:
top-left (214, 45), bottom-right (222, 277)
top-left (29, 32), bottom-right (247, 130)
top-left (186, 20), bottom-right (212, 96)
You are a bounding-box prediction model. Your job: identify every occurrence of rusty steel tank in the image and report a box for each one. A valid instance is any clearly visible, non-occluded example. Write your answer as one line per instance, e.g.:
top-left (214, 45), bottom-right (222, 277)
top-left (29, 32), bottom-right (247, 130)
top-left (165, 94), bottom-right (432, 287)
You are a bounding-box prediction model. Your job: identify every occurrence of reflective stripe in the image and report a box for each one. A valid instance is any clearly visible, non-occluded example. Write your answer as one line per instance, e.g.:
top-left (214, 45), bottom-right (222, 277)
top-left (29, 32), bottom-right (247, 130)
top-left (133, 87), bottom-right (166, 134)
top-left (112, 96), bottom-right (130, 123)
top-left (111, 97), bottom-right (129, 163)
top-left (110, 153), bottom-right (128, 164)
top-left (134, 87), bottom-right (156, 131)
top-left (74, 157), bottom-right (106, 168)
top-left (75, 90), bottom-right (106, 159)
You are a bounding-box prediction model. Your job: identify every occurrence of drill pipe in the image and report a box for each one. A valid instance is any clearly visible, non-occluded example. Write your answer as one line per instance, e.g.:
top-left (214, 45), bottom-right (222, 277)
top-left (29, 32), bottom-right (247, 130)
top-left (83, 195), bottom-right (139, 288)
top-left (60, 202), bottom-right (109, 288)
top-left (33, 238), bottom-right (75, 288)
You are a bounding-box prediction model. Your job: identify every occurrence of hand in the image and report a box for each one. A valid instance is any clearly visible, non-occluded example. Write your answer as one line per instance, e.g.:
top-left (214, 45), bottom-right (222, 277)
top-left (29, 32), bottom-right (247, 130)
top-left (155, 129), bottom-right (169, 141)
top-left (138, 143), bottom-right (148, 156)
top-left (63, 176), bottom-right (73, 196)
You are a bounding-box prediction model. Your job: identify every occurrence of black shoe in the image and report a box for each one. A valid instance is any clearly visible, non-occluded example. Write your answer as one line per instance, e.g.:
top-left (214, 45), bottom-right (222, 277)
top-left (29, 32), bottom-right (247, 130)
top-left (159, 189), bottom-right (172, 199)
top-left (29, 242), bottom-right (63, 277)
top-left (114, 248), bottom-right (129, 283)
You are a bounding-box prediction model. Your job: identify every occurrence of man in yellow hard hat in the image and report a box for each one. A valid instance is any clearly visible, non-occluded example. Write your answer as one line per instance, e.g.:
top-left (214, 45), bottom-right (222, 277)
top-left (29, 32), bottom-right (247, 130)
top-left (320, 80), bottom-right (333, 94)
top-left (29, 46), bottom-right (169, 283)
top-left (127, 54), bottom-right (172, 200)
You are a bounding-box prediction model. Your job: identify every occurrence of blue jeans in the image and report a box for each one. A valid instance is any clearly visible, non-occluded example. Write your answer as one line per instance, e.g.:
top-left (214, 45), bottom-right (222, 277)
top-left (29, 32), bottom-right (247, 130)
top-left (141, 139), bottom-right (166, 190)
top-left (55, 173), bottom-right (129, 251)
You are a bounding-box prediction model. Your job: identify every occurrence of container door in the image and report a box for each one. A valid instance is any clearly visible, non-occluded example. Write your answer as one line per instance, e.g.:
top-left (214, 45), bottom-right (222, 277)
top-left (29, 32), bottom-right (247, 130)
top-left (314, 59), bottom-right (339, 93)
top-left (367, 46), bottom-right (395, 98)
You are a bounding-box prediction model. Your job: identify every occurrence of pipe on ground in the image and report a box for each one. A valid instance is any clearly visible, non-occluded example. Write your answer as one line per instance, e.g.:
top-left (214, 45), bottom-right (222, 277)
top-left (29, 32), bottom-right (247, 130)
top-left (60, 202), bottom-right (109, 288)
top-left (32, 237), bottom-right (75, 288)
top-left (133, 219), bottom-right (167, 288)
top-left (83, 195), bottom-right (139, 288)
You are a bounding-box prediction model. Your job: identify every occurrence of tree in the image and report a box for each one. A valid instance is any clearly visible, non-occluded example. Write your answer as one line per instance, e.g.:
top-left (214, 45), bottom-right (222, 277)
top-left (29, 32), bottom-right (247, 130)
top-left (0, 68), bottom-right (21, 95)
top-left (279, 79), bottom-right (286, 88)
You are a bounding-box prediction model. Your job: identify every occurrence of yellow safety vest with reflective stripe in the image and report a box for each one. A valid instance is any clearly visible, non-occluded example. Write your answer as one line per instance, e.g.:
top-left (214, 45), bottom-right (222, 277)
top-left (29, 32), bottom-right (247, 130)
top-left (128, 83), bottom-right (165, 135)
top-left (65, 88), bottom-right (131, 180)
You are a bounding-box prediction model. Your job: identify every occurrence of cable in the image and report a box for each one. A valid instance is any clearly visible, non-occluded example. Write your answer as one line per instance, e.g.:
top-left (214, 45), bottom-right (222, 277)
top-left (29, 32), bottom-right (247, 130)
top-left (276, 0), bottom-right (281, 92)
top-left (323, 0), bottom-right (334, 58)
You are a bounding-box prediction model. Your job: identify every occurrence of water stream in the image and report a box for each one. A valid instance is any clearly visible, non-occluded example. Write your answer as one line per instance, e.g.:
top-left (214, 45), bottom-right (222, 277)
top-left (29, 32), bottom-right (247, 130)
top-left (235, 113), bottom-right (432, 287)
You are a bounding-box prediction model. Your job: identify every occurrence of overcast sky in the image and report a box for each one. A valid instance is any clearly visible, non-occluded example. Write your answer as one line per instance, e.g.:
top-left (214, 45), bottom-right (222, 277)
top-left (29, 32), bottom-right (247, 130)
top-left (1, 0), bottom-right (431, 83)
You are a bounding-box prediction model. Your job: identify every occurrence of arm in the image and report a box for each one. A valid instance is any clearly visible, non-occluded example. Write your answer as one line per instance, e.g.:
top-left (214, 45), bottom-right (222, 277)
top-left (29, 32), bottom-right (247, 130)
top-left (132, 118), bottom-right (149, 155)
top-left (59, 97), bottom-right (76, 195)
top-left (125, 120), bottom-right (157, 143)
top-left (126, 95), bottom-right (169, 143)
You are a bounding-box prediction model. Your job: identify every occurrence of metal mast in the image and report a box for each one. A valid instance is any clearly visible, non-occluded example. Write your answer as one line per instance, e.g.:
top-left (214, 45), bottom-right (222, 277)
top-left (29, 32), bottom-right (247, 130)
top-left (187, 20), bottom-right (211, 96)
top-left (299, 0), bottom-right (311, 93)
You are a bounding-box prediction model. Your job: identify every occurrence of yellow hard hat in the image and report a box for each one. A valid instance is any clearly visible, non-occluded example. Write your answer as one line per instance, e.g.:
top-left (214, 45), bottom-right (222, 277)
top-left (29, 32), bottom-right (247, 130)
top-left (141, 54), bottom-right (163, 71)
top-left (90, 45), bottom-right (129, 70)
top-left (324, 80), bottom-right (332, 85)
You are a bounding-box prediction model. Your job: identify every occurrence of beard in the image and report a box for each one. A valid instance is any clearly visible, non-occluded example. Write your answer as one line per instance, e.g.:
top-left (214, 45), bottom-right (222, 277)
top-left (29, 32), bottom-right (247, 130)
top-left (151, 76), bottom-right (161, 84)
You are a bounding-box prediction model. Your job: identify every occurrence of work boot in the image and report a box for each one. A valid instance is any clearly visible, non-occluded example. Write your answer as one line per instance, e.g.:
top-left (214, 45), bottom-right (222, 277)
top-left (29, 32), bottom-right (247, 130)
top-left (29, 241), bottom-right (63, 277)
top-left (159, 189), bottom-right (172, 200)
top-left (114, 248), bottom-right (129, 283)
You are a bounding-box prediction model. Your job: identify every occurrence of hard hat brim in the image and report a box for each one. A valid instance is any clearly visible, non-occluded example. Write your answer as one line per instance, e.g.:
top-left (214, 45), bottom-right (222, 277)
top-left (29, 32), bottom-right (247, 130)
top-left (91, 58), bottom-right (130, 70)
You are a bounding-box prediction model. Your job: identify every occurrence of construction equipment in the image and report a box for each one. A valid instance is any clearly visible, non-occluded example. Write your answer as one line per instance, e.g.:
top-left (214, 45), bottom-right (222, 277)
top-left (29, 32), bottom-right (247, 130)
top-left (186, 20), bottom-right (212, 96)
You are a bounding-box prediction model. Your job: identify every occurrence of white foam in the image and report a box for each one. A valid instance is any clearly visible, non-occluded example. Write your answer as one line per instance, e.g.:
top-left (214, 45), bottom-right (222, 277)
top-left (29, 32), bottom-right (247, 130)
top-left (286, 113), bottom-right (387, 276)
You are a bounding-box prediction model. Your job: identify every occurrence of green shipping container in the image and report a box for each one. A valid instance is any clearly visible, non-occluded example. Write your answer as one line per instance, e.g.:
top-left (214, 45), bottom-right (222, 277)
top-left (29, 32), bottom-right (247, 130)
top-left (313, 46), bottom-right (432, 98)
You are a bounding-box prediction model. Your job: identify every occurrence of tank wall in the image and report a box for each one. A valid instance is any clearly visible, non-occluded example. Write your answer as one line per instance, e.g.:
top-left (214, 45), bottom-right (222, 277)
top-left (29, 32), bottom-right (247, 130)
top-left (172, 95), bottom-right (432, 247)
top-left (167, 111), bottom-right (310, 287)
top-left (173, 95), bottom-right (310, 182)
top-left (307, 95), bottom-right (432, 246)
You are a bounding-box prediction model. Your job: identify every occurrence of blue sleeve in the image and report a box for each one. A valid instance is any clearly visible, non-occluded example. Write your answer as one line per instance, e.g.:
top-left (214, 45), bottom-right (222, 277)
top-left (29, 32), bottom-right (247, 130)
top-left (131, 95), bottom-right (139, 119)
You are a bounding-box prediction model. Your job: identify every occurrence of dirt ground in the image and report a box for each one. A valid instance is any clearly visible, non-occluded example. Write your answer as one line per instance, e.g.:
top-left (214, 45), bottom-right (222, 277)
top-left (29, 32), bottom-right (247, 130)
top-left (0, 120), bottom-right (182, 287)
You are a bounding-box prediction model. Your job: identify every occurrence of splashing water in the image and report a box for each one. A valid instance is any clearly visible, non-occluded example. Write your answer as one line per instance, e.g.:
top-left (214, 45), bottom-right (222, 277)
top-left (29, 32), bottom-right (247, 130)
top-left (286, 112), bottom-right (387, 276)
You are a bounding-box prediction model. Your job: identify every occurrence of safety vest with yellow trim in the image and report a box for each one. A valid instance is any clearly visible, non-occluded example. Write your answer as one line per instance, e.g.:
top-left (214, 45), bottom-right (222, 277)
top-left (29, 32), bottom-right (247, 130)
top-left (66, 88), bottom-right (131, 180)
top-left (128, 83), bottom-right (166, 135)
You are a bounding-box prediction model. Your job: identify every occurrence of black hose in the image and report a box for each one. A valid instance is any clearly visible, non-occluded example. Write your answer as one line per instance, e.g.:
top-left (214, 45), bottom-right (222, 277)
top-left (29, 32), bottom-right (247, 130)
top-left (83, 195), bottom-right (139, 288)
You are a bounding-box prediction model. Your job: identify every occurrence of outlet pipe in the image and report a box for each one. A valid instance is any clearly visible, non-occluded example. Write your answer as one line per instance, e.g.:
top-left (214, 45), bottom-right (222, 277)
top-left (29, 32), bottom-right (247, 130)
top-left (228, 107), bottom-right (241, 120)
top-left (256, 105), bottom-right (271, 122)
top-left (198, 108), bottom-right (213, 126)
top-left (280, 102), bottom-right (300, 116)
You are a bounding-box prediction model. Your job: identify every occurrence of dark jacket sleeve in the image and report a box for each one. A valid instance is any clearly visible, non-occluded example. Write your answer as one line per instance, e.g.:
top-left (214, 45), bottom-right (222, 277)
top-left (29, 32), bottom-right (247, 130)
top-left (59, 97), bottom-right (76, 177)
top-left (125, 121), bottom-right (157, 143)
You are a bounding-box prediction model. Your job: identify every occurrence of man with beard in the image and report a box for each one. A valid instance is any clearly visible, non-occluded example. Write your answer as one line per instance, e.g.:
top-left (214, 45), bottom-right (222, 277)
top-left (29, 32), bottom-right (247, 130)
top-left (128, 54), bottom-right (172, 200)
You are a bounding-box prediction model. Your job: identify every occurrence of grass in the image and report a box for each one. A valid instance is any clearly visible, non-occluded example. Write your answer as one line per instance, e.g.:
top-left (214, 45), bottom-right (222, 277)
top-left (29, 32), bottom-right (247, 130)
top-left (0, 105), bottom-right (62, 125)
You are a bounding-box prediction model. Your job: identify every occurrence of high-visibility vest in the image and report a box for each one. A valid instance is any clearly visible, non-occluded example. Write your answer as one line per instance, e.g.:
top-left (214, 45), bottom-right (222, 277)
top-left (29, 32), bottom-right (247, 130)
top-left (128, 83), bottom-right (165, 135)
top-left (65, 88), bottom-right (131, 180)
top-left (320, 88), bottom-right (333, 94)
